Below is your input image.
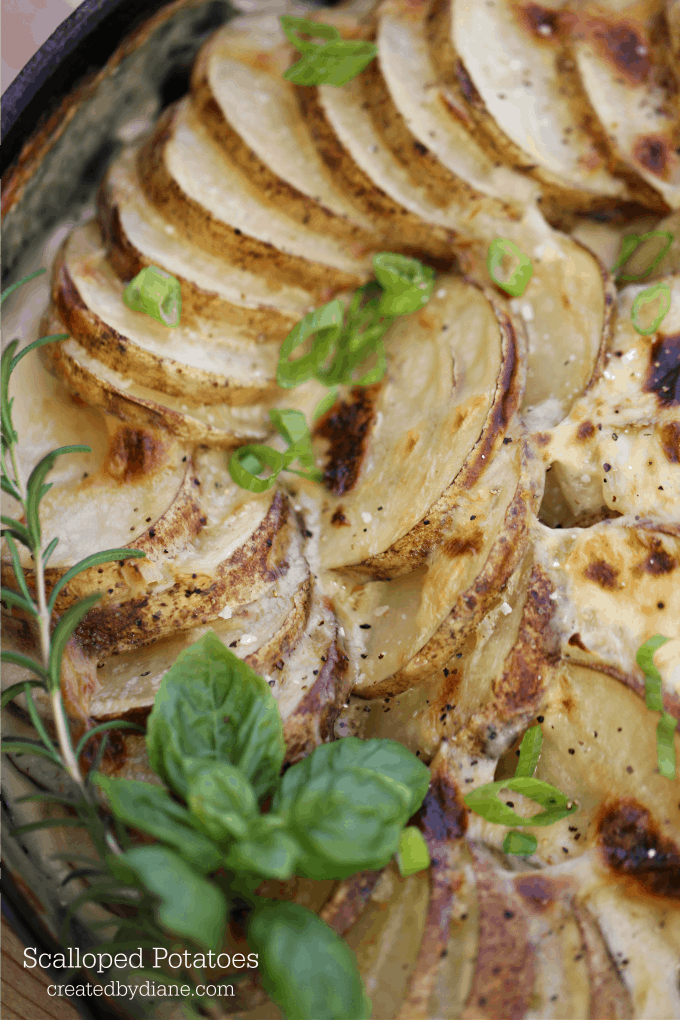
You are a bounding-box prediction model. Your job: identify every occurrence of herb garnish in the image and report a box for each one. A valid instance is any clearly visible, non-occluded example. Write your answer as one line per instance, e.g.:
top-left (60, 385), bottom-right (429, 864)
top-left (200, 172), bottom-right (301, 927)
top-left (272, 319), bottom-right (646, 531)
top-left (280, 16), bottom-right (377, 87)
top-left (464, 725), bottom-right (576, 857)
top-left (228, 408), bottom-right (322, 492)
top-left (123, 265), bottom-right (182, 327)
top-left (630, 280), bottom-right (671, 336)
top-left (613, 230), bottom-right (674, 282)
top-left (2, 271), bottom-right (434, 1018)
top-left (487, 238), bottom-right (534, 298)
top-left (637, 635), bottom-right (677, 780)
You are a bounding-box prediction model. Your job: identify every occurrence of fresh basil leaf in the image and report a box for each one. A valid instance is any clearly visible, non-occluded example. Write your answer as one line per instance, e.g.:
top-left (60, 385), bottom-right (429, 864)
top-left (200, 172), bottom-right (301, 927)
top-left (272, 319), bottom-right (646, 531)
top-left (110, 846), bottom-right (227, 952)
top-left (186, 759), bottom-right (258, 845)
top-left (248, 901), bottom-right (371, 1020)
top-left (271, 739), bottom-right (429, 879)
top-left (223, 817), bottom-right (301, 880)
top-left (277, 737), bottom-right (430, 817)
top-left (515, 725), bottom-right (542, 778)
top-left (464, 777), bottom-right (577, 827)
top-left (94, 774), bottom-right (222, 874)
top-left (146, 631), bottom-right (285, 801)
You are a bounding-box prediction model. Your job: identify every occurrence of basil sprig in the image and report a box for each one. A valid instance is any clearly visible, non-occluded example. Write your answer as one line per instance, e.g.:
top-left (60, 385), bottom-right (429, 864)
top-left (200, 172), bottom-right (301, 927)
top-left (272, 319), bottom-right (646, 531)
top-left (95, 631), bottom-right (431, 1018)
top-left (280, 15), bottom-right (377, 87)
top-left (466, 725), bottom-right (576, 857)
top-left (637, 635), bottom-right (676, 780)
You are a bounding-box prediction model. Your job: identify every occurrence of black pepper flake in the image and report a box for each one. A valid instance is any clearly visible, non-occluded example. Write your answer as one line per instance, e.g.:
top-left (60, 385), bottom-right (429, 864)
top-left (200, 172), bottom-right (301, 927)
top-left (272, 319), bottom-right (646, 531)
top-left (626, 765), bottom-right (634, 773)
top-left (537, 715), bottom-right (544, 723)
top-left (312, 670), bottom-right (319, 676)
top-left (503, 437), bottom-right (513, 444)
top-left (603, 463), bottom-right (611, 472)
top-left (359, 623), bottom-right (371, 629)
top-left (360, 653), bottom-right (368, 659)
top-left (503, 910), bottom-right (514, 920)
top-left (568, 748), bottom-right (575, 755)
top-left (470, 515), bottom-right (476, 520)
top-left (305, 529), bottom-right (313, 538)
top-left (423, 519), bottom-right (430, 525)
top-left (443, 668), bottom-right (449, 677)
top-left (268, 680), bottom-right (275, 688)
top-left (149, 529), bottom-right (156, 538)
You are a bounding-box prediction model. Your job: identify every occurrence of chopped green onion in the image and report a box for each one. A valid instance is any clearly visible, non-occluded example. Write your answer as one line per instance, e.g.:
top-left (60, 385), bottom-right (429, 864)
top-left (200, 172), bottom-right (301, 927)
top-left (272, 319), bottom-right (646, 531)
top-left (280, 17), bottom-right (377, 87)
top-left (228, 445), bottom-right (283, 493)
top-left (614, 231), bottom-right (674, 282)
top-left (277, 301), bottom-right (344, 389)
top-left (396, 826), bottom-right (430, 877)
top-left (123, 266), bottom-right (181, 327)
top-left (280, 15), bottom-right (340, 53)
top-left (636, 635), bottom-right (676, 779)
top-left (464, 776), bottom-right (577, 827)
top-left (372, 253), bottom-right (435, 316)
top-left (515, 725), bottom-right (542, 779)
top-left (487, 238), bottom-right (533, 298)
top-left (657, 712), bottom-right (677, 781)
top-left (313, 389), bottom-right (338, 421)
top-left (270, 409), bottom-right (322, 480)
top-left (503, 831), bottom-right (537, 857)
top-left (630, 281), bottom-right (671, 336)
top-left (636, 634), bottom-right (669, 713)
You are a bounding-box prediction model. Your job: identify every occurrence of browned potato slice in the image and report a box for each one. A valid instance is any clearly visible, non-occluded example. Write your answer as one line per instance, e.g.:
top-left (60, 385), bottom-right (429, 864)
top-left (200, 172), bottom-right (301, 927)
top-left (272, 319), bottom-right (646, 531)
top-left (374, 0), bottom-right (615, 424)
top-left (533, 519), bottom-right (680, 689)
top-left (192, 13), bottom-right (380, 246)
top-left (438, 0), bottom-right (638, 213)
top-left (100, 147), bottom-right (315, 338)
top-left (313, 276), bottom-right (522, 574)
top-left (41, 311), bottom-right (271, 448)
top-left (541, 273), bottom-right (680, 523)
top-left (54, 222), bottom-right (281, 405)
top-left (570, 0), bottom-right (680, 210)
top-left (139, 100), bottom-right (373, 296)
top-left (332, 437), bottom-right (537, 699)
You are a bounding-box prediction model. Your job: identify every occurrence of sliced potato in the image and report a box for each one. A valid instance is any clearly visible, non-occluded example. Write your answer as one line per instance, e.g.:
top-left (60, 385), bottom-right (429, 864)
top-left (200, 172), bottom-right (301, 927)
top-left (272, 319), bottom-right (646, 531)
top-left (139, 100), bottom-right (373, 296)
top-left (570, 0), bottom-right (680, 210)
top-left (41, 311), bottom-right (271, 448)
top-left (541, 273), bottom-right (680, 523)
top-left (54, 222), bottom-right (281, 404)
top-left (100, 146), bottom-right (315, 338)
top-left (313, 276), bottom-right (522, 574)
top-left (440, 0), bottom-right (635, 212)
top-left (332, 437), bottom-right (537, 699)
top-left (192, 13), bottom-right (380, 245)
top-left (532, 519), bottom-right (680, 692)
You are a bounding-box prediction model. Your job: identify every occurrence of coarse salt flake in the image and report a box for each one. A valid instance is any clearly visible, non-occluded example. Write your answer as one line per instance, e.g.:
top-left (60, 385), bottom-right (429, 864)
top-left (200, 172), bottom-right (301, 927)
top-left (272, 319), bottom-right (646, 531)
top-left (361, 511), bottom-right (373, 524)
top-left (218, 605), bottom-right (233, 619)
top-left (240, 633), bottom-right (257, 645)
top-left (500, 601), bottom-right (512, 616)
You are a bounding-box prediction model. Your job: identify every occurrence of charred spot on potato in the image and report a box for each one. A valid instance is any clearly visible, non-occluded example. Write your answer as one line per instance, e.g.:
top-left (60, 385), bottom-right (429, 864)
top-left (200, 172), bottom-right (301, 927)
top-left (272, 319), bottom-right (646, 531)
top-left (584, 558), bottom-right (619, 590)
top-left (330, 507), bottom-right (350, 527)
top-left (590, 20), bottom-right (651, 85)
top-left (568, 632), bottom-right (588, 651)
top-left (419, 773), bottom-right (467, 846)
top-left (105, 426), bottom-right (172, 482)
top-left (633, 135), bottom-right (670, 178)
top-left (519, 3), bottom-right (562, 40)
top-left (635, 540), bottom-right (676, 576)
top-left (598, 800), bottom-right (680, 900)
top-left (660, 422), bottom-right (680, 463)
top-left (315, 386), bottom-right (380, 496)
top-left (514, 875), bottom-right (559, 911)
top-left (645, 333), bottom-right (680, 407)
top-left (442, 530), bottom-right (484, 558)
top-left (576, 420), bottom-right (595, 441)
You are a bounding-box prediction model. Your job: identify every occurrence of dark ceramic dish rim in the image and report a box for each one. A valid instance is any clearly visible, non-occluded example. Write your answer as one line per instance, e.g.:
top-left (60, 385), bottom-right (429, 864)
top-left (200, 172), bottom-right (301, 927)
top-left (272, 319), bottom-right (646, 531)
top-left (0, 0), bottom-right (221, 177)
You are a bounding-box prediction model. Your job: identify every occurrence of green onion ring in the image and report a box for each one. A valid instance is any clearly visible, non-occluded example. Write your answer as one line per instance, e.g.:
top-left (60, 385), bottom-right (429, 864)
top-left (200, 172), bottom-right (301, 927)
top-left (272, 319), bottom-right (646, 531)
top-left (487, 238), bottom-right (533, 298)
top-left (630, 281), bottom-right (671, 336)
top-left (123, 266), bottom-right (181, 327)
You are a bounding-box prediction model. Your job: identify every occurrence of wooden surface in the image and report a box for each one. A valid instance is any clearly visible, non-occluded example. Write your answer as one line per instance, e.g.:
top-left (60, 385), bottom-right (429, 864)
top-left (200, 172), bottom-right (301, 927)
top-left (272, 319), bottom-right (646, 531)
top-left (2, 916), bottom-right (81, 1020)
